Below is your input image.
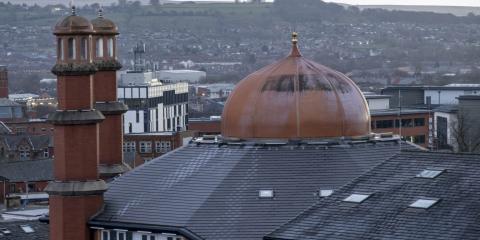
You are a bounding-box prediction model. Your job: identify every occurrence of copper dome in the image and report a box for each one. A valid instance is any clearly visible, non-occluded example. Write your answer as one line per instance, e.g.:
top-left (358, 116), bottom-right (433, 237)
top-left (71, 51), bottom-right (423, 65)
top-left (54, 7), bottom-right (93, 35)
top-left (91, 9), bottom-right (118, 35)
top-left (221, 34), bottom-right (371, 140)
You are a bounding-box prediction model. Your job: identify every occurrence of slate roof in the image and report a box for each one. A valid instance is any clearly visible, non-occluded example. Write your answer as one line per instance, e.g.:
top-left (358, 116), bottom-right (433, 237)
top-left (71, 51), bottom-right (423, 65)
top-left (0, 220), bottom-right (48, 239)
top-left (265, 151), bottom-right (480, 240)
top-left (0, 159), bottom-right (53, 182)
top-left (92, 139), bottom-right (417, 240)
top-left (2, 135), bottom-right (52, 151)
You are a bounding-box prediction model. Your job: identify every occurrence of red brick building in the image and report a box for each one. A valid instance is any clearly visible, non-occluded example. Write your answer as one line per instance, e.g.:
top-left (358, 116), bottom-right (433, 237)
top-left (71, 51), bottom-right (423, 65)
top-left (371, 108), bottom-right (431, 147)
top-left (123, 131), bottom-right (194, 167)
top-left (188, 117), bottom-right (221, 136)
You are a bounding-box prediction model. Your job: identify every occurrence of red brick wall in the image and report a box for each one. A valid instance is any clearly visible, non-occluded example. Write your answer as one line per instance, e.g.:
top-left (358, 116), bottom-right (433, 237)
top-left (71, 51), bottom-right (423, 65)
top-left (371, 113), bottom-right (430, 147)
top-left (188, 120), bottom-right (221, 136)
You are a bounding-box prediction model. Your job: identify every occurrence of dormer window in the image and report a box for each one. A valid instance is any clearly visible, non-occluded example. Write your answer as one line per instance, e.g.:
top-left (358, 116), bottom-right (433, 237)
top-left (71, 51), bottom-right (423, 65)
top-left (67, 38), bottom-right (76, 59)
top-left (58, 38), bottom-right (64, 60)
top-left (108, 37), bottom-right (114, 57)
top-left (96, 37), bottom-right (104, 57)
top-left (19, 145), bottom-right (30, 160)
top-left (81, 37), bottom-right (88, 60)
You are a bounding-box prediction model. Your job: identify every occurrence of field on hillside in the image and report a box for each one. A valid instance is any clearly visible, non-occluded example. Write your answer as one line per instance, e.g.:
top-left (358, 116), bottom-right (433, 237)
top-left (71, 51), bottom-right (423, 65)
top-left (358, 5), bottom-right (480, 16)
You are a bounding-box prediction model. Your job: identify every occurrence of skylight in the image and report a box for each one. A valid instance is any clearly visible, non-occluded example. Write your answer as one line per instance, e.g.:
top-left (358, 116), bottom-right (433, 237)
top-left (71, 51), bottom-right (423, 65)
top-left (20, 225), bottom-right (34, 233)
top-left (409, 198), bottom-right (440, 209)
top-left (343, 193), bottom-right (371, 203)
top-left (319, 189), bottom-right (334, 197)
top-left (259, 189), bottom-right (274, 198)
top-left (416, 169), bottom-right (444, 179)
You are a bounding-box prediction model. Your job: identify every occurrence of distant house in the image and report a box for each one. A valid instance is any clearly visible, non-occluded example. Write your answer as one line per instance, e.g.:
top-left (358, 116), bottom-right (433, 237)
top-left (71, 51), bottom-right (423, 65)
top-left (0, 135), bottom-right (53, 161)
top-left (0, 158), bottom-right (53, 202)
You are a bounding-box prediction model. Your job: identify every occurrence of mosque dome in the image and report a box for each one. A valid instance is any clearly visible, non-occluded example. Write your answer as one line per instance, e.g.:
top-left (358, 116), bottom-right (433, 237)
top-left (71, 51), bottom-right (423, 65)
top-left (221, 33), bottom-right (371, 139)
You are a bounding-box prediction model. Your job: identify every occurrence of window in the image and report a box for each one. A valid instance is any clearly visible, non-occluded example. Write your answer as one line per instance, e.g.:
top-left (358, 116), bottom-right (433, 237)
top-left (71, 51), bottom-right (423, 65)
top-left (57, 38), bottom-right (64, 60)
top-left (409, 198), bottom-right (440, 209)
top-left (9, 183), bottom-right (16, 193)
top-left (401, 119), bottom-right (413, 127)
top-left (108, 38), bottom-right (114, 57)
top-left (375, 120), bottom-right (393, 129)
top-left (343, 193), bottom-right (371, 203)
top-left (19, 146), bottom-right (30, 160)
top-left (123, 142), bottom-right (136, 152)
top-left (16, 127), bottom-right (26, 133)
top-left (139, 141), bottom-right (152, 153)
top-left (96, 37), bottom-right (104, 57)
top-left (101, 230), bottom-right (110, 240)
top-left (67, 38), bottom-right (76, 59)
top-left (136, 111), bottom-right (140, 123)
top-left (413, 135), bottom-right (426, 144)
top-left (155, 141), bottom-right (172, 153)
top-left (417, 169), bottom-right (444, 179)
top-left (43, 148), bottom-right (49, 158)
top-left (259, 189), bottom-right (274, 198)
top-left (414, 118), bottom-right (425, 127)
top-left (117, 231), bottom-right (127, 240)
top-left (81, 37), bottom-right (88, 60)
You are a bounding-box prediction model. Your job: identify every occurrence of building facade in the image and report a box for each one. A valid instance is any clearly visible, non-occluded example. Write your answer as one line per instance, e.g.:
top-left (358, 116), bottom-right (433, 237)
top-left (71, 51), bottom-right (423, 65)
top-left (371, 109), bottom-right (431, 147)
top-left (0, 65), bottom-right (8, 99)
top-left (119, 81), bottom-right (188, 133)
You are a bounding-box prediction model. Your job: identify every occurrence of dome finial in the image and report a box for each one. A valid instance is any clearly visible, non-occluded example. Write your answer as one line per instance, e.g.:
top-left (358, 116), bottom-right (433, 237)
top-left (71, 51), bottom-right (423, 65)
top-left (70, 0), bottom-right (76, 16)
top-left (292, 32), bottom-right (298, 45)
top-left (290, 32), bottom-right (301, 57)
top-left (97, 5), bottom-right (104, 18)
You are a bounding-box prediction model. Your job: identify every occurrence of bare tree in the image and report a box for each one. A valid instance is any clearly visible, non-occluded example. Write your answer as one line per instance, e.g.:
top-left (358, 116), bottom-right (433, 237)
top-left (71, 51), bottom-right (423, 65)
top-left (450, 109), bottom-right (480, 153)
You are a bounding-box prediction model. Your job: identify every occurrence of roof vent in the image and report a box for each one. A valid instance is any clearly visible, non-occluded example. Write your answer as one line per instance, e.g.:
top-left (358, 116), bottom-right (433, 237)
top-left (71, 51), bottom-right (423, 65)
top-left (416, 169), bottom-right (444, 179)
top-left (20, 225), bottom-right (34, 233)
top-left (343, 193), bottom-right (371, 203)
top-left (409, 198), bottom-right (440, 209)
top-left (259, 189), bottom-right (274, 198)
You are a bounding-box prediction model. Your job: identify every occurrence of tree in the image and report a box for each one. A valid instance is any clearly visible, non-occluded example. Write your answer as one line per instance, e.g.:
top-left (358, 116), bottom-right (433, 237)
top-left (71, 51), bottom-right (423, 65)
top-left (150, 0), bottom-right (160, 6)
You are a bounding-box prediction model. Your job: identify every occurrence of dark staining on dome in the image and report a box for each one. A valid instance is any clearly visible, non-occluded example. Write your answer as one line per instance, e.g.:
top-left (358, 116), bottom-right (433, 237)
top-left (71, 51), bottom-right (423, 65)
top-left (261, 74), bottom-right (333, 92)
top-left (325, 73), bottom-right (353, 94)
top-left (262, 75), bottom-right (294, 92)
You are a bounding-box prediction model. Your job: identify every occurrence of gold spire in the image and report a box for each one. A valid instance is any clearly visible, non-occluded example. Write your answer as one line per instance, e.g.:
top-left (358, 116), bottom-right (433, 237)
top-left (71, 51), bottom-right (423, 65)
top-left (289, 32), bottom-right (301, 57)
top-left (292, 32), bottom-right (298, 45)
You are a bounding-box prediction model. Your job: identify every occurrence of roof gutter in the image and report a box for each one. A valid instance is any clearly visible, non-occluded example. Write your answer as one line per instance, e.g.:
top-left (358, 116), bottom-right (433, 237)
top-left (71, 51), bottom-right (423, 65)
top-left (88, 220), bottom-right (205, 240)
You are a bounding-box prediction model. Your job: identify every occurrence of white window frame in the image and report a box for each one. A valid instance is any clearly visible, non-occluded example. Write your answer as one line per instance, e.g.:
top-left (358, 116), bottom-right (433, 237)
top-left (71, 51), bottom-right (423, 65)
top-left (43, 148), bottom-right (49, 158)
top-left (101, 230), bottom-right (110, 240)
top-left (19, 146), bottom-right (30, 160)
top-left (123, 141), bottom-right (136, 153)
top-left (139, 141), bottom-right (152, 153)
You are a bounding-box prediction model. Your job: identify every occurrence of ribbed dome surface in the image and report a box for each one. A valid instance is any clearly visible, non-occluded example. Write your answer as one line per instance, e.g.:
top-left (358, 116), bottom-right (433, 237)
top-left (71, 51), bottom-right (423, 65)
top-left (54, 14), bottom-right (93, 35)
top-left (221, 40), bottom-right (370, 139)
top-left (92, 16), bottom-right (118, 34)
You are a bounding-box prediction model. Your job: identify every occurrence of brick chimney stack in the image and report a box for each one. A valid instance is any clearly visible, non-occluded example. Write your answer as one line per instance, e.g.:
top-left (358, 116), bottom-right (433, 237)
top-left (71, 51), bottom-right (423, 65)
top-left (91, 9), bottom-right (130, 179)
top-left (0, 66), bottom-right (8, 98)
top-left (46, 7), bottom-right (107, 240)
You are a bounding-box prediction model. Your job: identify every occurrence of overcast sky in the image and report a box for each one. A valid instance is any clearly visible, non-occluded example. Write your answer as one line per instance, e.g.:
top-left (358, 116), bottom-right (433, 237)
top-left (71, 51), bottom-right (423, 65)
top-left (323, 0), bottom-right (480, 7)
